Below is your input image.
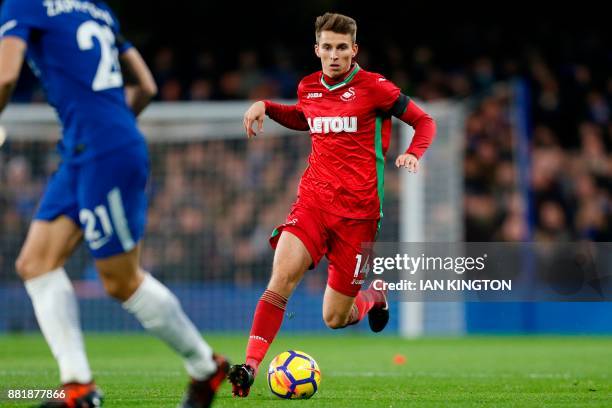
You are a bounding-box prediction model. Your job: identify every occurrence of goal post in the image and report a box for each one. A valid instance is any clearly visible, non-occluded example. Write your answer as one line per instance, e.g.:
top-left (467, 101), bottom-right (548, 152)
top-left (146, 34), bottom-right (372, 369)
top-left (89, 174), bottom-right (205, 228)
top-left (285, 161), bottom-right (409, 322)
top-left (398, 101), bottom-right (466, 337)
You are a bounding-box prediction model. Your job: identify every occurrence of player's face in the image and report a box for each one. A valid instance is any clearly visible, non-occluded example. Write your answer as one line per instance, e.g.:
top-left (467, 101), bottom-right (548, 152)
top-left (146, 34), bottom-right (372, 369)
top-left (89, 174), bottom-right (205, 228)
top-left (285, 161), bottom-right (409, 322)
top-left (315, 31), bottom-right (358, 79)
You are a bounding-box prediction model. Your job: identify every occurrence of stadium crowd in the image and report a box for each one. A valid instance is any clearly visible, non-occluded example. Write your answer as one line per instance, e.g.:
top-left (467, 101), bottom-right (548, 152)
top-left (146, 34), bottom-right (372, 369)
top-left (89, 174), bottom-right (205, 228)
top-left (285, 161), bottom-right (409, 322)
top-left (1, 20), bottom-right (610, 282)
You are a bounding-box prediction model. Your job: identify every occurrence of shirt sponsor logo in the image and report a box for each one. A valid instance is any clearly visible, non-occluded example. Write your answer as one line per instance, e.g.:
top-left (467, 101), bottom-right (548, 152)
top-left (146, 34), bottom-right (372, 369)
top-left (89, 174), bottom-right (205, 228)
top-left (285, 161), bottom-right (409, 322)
top-left (340, 87), bottom-right (356, 102)
top-left (307, 117), bottom-right (358, 134)
top-left (307, 92), bottom-right (323, 99)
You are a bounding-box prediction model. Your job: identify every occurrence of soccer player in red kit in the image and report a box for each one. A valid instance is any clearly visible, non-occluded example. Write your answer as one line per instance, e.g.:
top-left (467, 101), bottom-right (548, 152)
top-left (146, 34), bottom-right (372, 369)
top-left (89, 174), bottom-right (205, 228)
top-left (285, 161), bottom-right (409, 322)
top-left (228, 12), bottom-right (436, 397)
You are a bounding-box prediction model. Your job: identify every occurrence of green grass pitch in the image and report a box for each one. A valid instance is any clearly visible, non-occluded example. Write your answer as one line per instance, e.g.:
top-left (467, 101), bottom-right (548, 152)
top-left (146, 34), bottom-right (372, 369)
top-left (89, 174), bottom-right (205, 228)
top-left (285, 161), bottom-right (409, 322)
top-left (1, 334), bottom-right (611, 407)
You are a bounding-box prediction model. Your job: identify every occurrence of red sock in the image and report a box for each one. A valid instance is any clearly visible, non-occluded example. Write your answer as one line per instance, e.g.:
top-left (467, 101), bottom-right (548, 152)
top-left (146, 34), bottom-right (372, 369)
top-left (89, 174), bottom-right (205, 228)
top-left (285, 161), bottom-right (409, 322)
top-left (347, 287), bottom-right (386, 325)
top-left (245, 290), bottom-right (287, 373)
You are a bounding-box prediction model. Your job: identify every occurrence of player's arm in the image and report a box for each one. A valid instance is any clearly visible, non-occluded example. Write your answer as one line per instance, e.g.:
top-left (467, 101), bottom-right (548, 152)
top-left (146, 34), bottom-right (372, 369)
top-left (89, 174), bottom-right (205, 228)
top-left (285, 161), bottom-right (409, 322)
top-left (120, 48), bottom-right (157, 117)
top-left (243, 100), bottom-right (309, 138)
top-left (0, 36), bottom-right (26, 115)
top-left (390, 94), bottom-right (436, 173)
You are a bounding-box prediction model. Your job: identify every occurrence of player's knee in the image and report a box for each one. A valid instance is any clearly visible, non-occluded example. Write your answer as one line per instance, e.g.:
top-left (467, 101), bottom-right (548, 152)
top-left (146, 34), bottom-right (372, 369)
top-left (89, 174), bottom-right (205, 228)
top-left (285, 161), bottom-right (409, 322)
top-left (98, 269), bottom-right (143, 301)
top-left (268, 271), bottom-right (300, 294)
top-left (323, 313), bottom-right (348, 330)
top-left (15, 253), bottom-right (57, 280)
top-left (15, 256), bottom-right (29, 280)
top-left (100, 277), bottom-right (128, 301)
top-left (99, 274), bottom-right (135, 301)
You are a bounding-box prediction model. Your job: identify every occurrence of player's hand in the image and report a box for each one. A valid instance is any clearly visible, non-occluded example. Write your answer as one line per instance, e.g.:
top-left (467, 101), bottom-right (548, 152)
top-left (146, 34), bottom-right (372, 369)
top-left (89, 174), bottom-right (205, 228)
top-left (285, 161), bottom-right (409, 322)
top-left (243, 101), bottom-right (266, 138)
top-left (395, 153), bottom-right (419, 173)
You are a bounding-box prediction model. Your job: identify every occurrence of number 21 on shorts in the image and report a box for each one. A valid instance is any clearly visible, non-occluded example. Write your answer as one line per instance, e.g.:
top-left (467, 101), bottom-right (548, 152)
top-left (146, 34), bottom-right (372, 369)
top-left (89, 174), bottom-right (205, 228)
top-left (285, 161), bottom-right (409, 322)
top-left (79, 204), bottom-right (113, 250)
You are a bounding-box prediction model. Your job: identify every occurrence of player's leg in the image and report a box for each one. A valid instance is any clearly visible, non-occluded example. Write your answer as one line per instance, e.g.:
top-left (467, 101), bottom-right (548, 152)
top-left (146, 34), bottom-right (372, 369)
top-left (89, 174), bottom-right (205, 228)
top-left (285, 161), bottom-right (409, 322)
top-left (15, 161), bottom-right (102, 407)
top-left (322, 281), bottom-right (387, 330)
top-left (247, 231), bottom-right (312, 364)
top-left (16, 217), bottom-right (95, 387)
top-left (94, 246), bottom-right (227, 407)
top-left (17, 220), bottom-right (105, 407)
top-left (321, 284), bottom-right (357, 328)
top-left (81, 142), bottom-right (226, 407)
top-left (95, 246), bottom-right (220, 380)
top-left (323, 219), bottom-right (388, 331)
top-left (16, 218), bottom-right (82, 280)
top-left (229, 220), bottom-right (323, 397)
top-left (95, 245), bottom-right (143, 301)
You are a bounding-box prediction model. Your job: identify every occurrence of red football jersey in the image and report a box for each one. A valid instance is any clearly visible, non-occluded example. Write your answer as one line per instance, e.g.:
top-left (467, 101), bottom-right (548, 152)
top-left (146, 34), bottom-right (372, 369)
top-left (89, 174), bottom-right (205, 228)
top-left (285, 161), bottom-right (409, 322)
top-left (295, 64), bottom-right (400, 220)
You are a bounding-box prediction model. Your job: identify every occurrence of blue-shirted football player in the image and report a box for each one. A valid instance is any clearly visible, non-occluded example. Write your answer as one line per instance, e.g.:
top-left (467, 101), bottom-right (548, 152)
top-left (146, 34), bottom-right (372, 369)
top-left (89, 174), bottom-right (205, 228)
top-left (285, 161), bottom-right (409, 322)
top-left (0, 1), bottom-right (227, 407)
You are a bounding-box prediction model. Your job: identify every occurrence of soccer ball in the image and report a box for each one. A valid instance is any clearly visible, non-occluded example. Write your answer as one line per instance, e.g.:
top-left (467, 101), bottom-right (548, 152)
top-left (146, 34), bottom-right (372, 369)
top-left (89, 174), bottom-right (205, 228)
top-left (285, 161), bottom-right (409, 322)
top-left (267, 350), bottom-right (321, 399)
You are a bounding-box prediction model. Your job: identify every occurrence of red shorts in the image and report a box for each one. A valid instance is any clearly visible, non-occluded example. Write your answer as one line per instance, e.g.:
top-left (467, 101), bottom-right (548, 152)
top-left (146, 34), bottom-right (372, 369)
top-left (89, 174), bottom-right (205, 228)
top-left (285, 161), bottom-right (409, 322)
top-left (269, 202), bottom-right (378, 297)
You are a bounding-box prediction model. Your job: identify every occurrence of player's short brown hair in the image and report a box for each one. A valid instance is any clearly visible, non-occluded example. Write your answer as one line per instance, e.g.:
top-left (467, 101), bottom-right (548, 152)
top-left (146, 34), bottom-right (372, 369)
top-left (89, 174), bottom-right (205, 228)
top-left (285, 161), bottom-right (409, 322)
top-left (315, 13), bottom-right (357, 43)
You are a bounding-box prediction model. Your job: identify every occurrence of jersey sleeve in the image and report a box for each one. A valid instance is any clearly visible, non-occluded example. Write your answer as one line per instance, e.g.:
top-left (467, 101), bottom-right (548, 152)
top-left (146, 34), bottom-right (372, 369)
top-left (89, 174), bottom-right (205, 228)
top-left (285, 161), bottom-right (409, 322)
top-left (115, 31), bottom-right (133, 54)
top-left (264, 101), bottom-right (309, 131)
top-left (398, 100), bottom-right (436, 159)
top-left (0, 0), bottom-right (42, 42)
top-left (370, 74), bottom-right (401, 112)
top-left (263, 80), bottom-right (309, 131)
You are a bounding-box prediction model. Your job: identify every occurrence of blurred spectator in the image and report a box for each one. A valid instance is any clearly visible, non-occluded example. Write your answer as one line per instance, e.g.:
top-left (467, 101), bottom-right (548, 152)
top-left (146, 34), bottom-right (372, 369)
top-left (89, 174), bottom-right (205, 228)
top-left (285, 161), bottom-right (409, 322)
top-left (160, 78), bottom-right (183, 101)
top-left (188, 78), bottom-right (213, 100)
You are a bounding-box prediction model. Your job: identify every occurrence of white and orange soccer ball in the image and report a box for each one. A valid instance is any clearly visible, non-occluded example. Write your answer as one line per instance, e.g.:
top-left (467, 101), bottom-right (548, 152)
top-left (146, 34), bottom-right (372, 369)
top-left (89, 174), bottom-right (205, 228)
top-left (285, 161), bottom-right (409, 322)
top-left (267, 350), bottom-right (321, 399)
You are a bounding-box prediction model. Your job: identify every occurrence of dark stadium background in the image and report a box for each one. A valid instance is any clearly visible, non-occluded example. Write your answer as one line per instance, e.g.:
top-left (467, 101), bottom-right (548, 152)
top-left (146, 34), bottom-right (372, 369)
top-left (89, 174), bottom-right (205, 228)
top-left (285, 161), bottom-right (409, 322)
top-left (2, 2), bottom-right (611, 334)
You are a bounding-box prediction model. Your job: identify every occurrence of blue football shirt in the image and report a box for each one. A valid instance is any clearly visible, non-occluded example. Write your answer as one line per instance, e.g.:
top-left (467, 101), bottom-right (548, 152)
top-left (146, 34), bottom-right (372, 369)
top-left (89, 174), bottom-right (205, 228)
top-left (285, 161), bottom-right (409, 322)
top-left (0, 0), bottom-right (144, 163)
